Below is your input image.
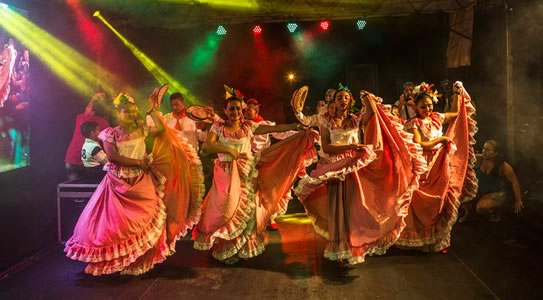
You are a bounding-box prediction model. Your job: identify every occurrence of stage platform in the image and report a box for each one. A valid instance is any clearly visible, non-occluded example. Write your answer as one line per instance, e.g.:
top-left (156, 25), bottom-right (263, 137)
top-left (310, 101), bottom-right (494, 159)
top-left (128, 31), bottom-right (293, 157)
top-left (0, 212), bottom-right (542, 300)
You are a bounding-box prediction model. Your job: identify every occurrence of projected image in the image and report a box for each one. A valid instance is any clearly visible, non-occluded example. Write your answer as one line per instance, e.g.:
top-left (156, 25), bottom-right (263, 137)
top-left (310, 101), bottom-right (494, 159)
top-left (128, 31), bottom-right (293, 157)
top-left (0, 6), bottom-right (30, 172)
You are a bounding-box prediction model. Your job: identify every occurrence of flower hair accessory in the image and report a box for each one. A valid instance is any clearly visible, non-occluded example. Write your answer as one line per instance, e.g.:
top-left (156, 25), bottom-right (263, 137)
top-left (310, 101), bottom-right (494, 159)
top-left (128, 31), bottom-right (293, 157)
top-left (224, 84), bottom-right (245, 100)
top-left (413, 82), bottom-right (441, 103)
top-left (113, 93), bottom-right (135, 107)
top-left (337, 82), bottom-right (350, 92)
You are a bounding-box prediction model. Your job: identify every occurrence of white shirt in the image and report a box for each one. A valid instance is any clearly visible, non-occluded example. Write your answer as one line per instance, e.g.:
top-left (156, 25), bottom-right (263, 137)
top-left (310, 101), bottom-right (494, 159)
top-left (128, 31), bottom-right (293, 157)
top-left (81, 138), bottom-right (108, 167)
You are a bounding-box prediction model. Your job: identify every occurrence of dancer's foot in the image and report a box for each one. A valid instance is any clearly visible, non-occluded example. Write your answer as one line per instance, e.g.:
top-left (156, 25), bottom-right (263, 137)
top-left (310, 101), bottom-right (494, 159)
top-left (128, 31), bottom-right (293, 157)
top-left (267, 221), bottom-right (279, 231)
top-left (439, 247), bottom-right (449, 254)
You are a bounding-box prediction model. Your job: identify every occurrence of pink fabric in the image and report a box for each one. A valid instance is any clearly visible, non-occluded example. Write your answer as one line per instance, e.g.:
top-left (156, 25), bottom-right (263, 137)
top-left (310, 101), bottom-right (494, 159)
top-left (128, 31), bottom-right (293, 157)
top-left (65, 115), bottom-right (205, 275)
top-left (65, 113), bottom-right (110, 165)
top-left (151, 117), bottom-right (205, 244)
top-left (256, 129), bottom-right (320, 220)
top-left (193, 129), bottom-right (319, 262)
top-left (296, 105), bottom-right (426, 264)
top-left (64, 172), bottom-right (170, 276)
top-left (396, 91), bottom-right (478, 252)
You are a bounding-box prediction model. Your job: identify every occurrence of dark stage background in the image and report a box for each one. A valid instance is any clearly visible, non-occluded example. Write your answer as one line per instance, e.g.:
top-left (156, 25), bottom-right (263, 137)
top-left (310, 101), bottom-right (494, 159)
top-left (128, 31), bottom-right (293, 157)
top-left (0, 0), bottom-right (541, 272)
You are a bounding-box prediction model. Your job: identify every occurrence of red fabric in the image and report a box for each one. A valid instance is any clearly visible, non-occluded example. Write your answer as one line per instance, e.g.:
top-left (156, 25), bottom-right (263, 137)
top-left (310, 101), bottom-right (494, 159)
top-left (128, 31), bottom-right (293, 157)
top-left (65, 113), bottom-right (110, 165)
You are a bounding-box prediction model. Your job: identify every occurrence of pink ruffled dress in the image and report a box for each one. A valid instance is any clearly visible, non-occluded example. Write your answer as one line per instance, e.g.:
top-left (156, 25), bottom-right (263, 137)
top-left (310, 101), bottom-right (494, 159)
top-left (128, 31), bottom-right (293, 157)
top-left (295, 108), bottom-right (426, 264)
top-left (396, 91), bottom-right (478, 252)
top-left (193, 121), bottom-right (318, 263)
top-left (65, 120), bottom-right (205, 275)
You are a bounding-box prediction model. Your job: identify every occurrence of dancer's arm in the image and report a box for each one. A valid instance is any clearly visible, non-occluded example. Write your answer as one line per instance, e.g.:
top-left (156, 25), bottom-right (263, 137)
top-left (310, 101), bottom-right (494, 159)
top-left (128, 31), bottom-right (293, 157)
top-left (146, 110), bottom-right (165, 137)
top-left (321, 127), bottom-right (366, 154)
top-left (202, 131), bottom-right (247, 159)
top-left (410, 127), bottom-right (450, 150)
top-left (103, 140), bottom-right (149, 170)
top-left (443, 91), bottom-right (463, 124)
top-left (359, 91), bottom-right (377, 127)
top-left (502, 162), bottom-right (524, 213)
top-left (294, 111), bottom-right (320, 127)
top-left (254, 123), bottom-right (302, 135)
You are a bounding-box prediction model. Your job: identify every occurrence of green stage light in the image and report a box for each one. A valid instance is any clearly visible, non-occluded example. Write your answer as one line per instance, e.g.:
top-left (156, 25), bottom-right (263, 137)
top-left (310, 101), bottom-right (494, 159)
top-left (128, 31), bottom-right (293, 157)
top-left (357, 19), bottom-right (367, 30)
top-left (216, 25), bottom-right (227, 35)
top-left (287, 23), bottom-right (298, 33)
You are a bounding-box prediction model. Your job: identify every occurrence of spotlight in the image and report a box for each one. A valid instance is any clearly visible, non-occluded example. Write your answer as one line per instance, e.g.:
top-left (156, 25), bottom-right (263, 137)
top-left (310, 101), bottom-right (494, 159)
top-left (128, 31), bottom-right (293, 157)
top-left (92, 10), bottom-right (100, 17)
top-left (356, 19), bottom-right (367, 30)
top-left (319, 20), bottom-right (329, 31)
top-left (287, 72), bottom-right (295, 81)
top-left (216, 25), bottom-right (227, 35)
top-left (0, 3), bottom-right (8, 9)
top-left (253, 25), bottom-right (262, 34)
top-left (287, 23), bottom-right (298, 33)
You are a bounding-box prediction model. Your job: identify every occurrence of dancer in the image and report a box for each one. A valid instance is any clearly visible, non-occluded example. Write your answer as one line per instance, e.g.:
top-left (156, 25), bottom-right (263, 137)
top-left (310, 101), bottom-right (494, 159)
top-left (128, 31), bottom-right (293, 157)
top-left (65, 89), bottom-right (205, 275)
top-left (295, 84), bottom-right (425, 265)
top-left (193, 85), bottom-right (318, 263)
top-left (395, 81), bottom-right (478, 252)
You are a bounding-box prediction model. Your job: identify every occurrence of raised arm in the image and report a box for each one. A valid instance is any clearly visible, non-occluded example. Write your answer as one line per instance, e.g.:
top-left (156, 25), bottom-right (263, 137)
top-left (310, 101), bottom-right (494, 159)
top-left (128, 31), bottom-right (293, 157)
top-left (359, 91), bottom-right (378, 127)
top-left (146, 110), bottom-right (165, 137)
top-left (443, 88), bottom-right (463, 124)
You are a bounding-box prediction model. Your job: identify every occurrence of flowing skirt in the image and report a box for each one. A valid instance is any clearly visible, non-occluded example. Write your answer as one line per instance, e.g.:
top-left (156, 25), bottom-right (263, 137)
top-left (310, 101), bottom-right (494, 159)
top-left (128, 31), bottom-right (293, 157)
top-left (396, 94), bottom-right (478, 252)
top-left (193, 130), bottom-right (319, 262)
top-left (296, 106), bottom-right (426, 264)
top-left (65, 119), bottom-right (205, 275)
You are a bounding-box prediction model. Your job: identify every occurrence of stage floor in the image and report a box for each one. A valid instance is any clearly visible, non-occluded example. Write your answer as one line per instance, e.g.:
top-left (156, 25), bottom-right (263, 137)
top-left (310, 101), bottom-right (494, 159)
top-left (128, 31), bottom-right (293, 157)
top-left (1, 213), bottom-right (542, 300)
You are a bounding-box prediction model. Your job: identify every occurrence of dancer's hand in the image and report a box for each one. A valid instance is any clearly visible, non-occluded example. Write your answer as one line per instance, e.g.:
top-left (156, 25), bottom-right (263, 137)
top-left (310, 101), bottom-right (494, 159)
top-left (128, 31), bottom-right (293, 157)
top-left (139, 156), bottom-right (151, 171)
top-left (513, 200), bottom-right (524, 214)
top-left (229, 149), bottom-right (248, 160)
top-left (440, 136), bottom-right (452, 144)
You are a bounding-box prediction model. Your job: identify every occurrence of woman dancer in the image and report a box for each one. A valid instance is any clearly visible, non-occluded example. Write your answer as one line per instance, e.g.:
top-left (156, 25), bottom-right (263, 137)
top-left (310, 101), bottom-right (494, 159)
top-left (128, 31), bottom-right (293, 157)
top-left (65, 90), bottom-right (205, 275)
top-left (396, 82), bottom-right (478, 253)
top-left (295, 85), bottom-right (425, 265)
top-left (193, 86), bottom-right (318, 264)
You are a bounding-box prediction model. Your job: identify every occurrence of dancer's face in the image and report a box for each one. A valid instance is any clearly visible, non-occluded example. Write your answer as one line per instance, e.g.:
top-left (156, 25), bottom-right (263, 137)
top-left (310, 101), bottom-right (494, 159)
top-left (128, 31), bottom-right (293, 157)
top-left (327, 103), bottom-right (336, 115)
top-left (244, 104), bottom-right (258, 120)
top-left (334, 91), bottom-right (352, 112)
top-left (325, 89), bottom-right (335, 103)
top-left (415, 96), bottom-right (433, 118)
top-left (118, 103), bottom-right (139, 126)
top-left (224, 100), bottom-right (243, 121)
top-left (170, 98), bottom-right (185, 114)
top-left (482, 142), bottom-right (498, 160)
